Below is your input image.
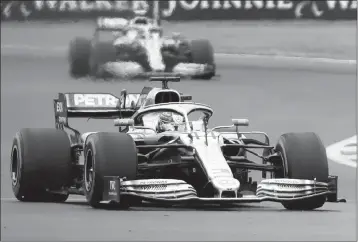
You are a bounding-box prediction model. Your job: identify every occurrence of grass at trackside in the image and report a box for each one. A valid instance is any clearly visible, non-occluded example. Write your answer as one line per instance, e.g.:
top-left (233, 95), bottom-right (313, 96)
top-left (1, 20), bottom-right (356, 60)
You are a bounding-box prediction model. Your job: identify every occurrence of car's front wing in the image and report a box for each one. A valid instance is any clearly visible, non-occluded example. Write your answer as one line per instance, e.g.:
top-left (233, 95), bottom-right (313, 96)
top-left (99, 62), bottom-right (216, 80)
top-left (108, 192), bottom-right (333, 205)
top-left (102, 176), bottom-right (342, 206)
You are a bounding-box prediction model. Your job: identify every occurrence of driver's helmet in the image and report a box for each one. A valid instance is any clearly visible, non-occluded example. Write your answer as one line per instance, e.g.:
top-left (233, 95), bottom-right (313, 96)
top-left (157, 112), bottom-right (184, 132)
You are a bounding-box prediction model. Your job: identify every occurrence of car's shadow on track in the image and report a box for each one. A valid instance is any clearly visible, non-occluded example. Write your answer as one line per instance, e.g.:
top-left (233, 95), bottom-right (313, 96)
top-left (3, 199), bottom-right (340, 212)
top-left (62, 200), bottom-right (339, 213)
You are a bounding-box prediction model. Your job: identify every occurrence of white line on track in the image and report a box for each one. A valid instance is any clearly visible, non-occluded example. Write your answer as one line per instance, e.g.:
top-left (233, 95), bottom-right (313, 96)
top-left (1, 44), bottom-right (356, 65)
top-left (326, 136), bottom-right (357, 168)
top-left (216, 53), bottom-right (357, 65)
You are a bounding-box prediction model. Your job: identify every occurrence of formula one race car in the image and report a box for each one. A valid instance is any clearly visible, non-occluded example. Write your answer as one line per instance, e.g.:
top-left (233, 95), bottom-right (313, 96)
top-left (10, 77), bottom-right (341, 210)
top-left (68, 16), bottom-right (216, 80)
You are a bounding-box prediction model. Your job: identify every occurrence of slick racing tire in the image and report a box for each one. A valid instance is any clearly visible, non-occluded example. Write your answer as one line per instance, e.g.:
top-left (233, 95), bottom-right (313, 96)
top-left (275, 132), bottom-right (329, 210)
top-left (189, 39), bottom-right (216, 80)
top-left (68, 37), bottom-right (91, 78)
top-left (83, 133), bottom-right (138, 209)
top-left (89, 41), bottom-right (116, 78)
top-left (10, 128), bottom-right (72, 202)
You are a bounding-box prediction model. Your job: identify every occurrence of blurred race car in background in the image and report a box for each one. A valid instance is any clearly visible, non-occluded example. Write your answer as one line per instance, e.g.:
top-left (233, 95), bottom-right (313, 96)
top-left (10, 77), bottom-right (342, 210)
top-left (68, 15), bottom-right (216, 80)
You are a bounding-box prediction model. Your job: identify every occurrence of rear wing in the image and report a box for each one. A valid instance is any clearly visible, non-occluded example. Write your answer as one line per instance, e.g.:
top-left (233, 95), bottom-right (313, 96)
top-left (95, 17), bottom-right (129, 31)
top-left (54, 92), bottom-right (141, 125)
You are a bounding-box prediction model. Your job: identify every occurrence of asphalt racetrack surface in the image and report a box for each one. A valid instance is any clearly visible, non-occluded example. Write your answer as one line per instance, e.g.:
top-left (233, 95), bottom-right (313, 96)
top-left (1, 24), bottom-right (357, 241)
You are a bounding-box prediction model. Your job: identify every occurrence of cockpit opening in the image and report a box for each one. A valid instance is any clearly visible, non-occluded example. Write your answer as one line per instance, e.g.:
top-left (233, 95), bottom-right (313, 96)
top-left (132, 17), bottom-right (149, 25)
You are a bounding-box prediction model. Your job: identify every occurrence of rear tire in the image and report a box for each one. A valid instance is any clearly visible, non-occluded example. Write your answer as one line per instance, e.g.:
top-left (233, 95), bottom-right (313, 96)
top-left (11, 128), bottom-right (72, 202)
top-left (189, 39), bottom-right (216, 79)
top-left (275, 132), bottom-right (329, 210)
top-left (83, 132), bottom-right (138, 209)
top-left (68, 37), bottom-right (91, 78)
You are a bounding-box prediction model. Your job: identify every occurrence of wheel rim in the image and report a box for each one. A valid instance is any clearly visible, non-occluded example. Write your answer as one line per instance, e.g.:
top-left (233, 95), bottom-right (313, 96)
top-left (11, 146), bottom-right (19, 186)
top-left (84, 149), bottom-right (94, 192)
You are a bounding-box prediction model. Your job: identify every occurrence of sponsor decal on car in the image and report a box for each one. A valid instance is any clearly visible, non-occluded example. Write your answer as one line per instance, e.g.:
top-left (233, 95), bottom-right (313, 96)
top-left (109, 180), bottom-right (117, 196)
top-left (120, 93), bottom-right (140, 109)
top-left (73, 94), bottom-right (118, 107)
top-left (138, 180), bottom-right (169, 185)
top-left (56, 102), bottom-right (63, 113)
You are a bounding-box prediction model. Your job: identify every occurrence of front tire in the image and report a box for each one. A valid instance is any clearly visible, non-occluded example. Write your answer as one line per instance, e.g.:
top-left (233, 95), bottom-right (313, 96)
top-left (275, 132), bottom-right (329, 210)
top-left (83, 132), bottom-right (138, 208)
top-left (68, 37), bottom-right (91, 78)
top-left (89, 41), bottom-right (116, 78)
top-left (189, 39), bottom-right (216, 79)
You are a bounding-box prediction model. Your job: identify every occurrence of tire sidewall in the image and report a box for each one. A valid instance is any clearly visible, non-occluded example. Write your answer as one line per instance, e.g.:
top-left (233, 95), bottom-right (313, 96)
top-left (83, 137), bottom-right (103, 206)
top-left (11, 133), bottom-right (25, 199)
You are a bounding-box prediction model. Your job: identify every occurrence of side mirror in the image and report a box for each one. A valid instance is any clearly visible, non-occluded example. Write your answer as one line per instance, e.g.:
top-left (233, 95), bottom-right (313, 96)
top-left (232, 119), bottom-right (249, 127)
top-left (114, 118), bottom-right (134, 127)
